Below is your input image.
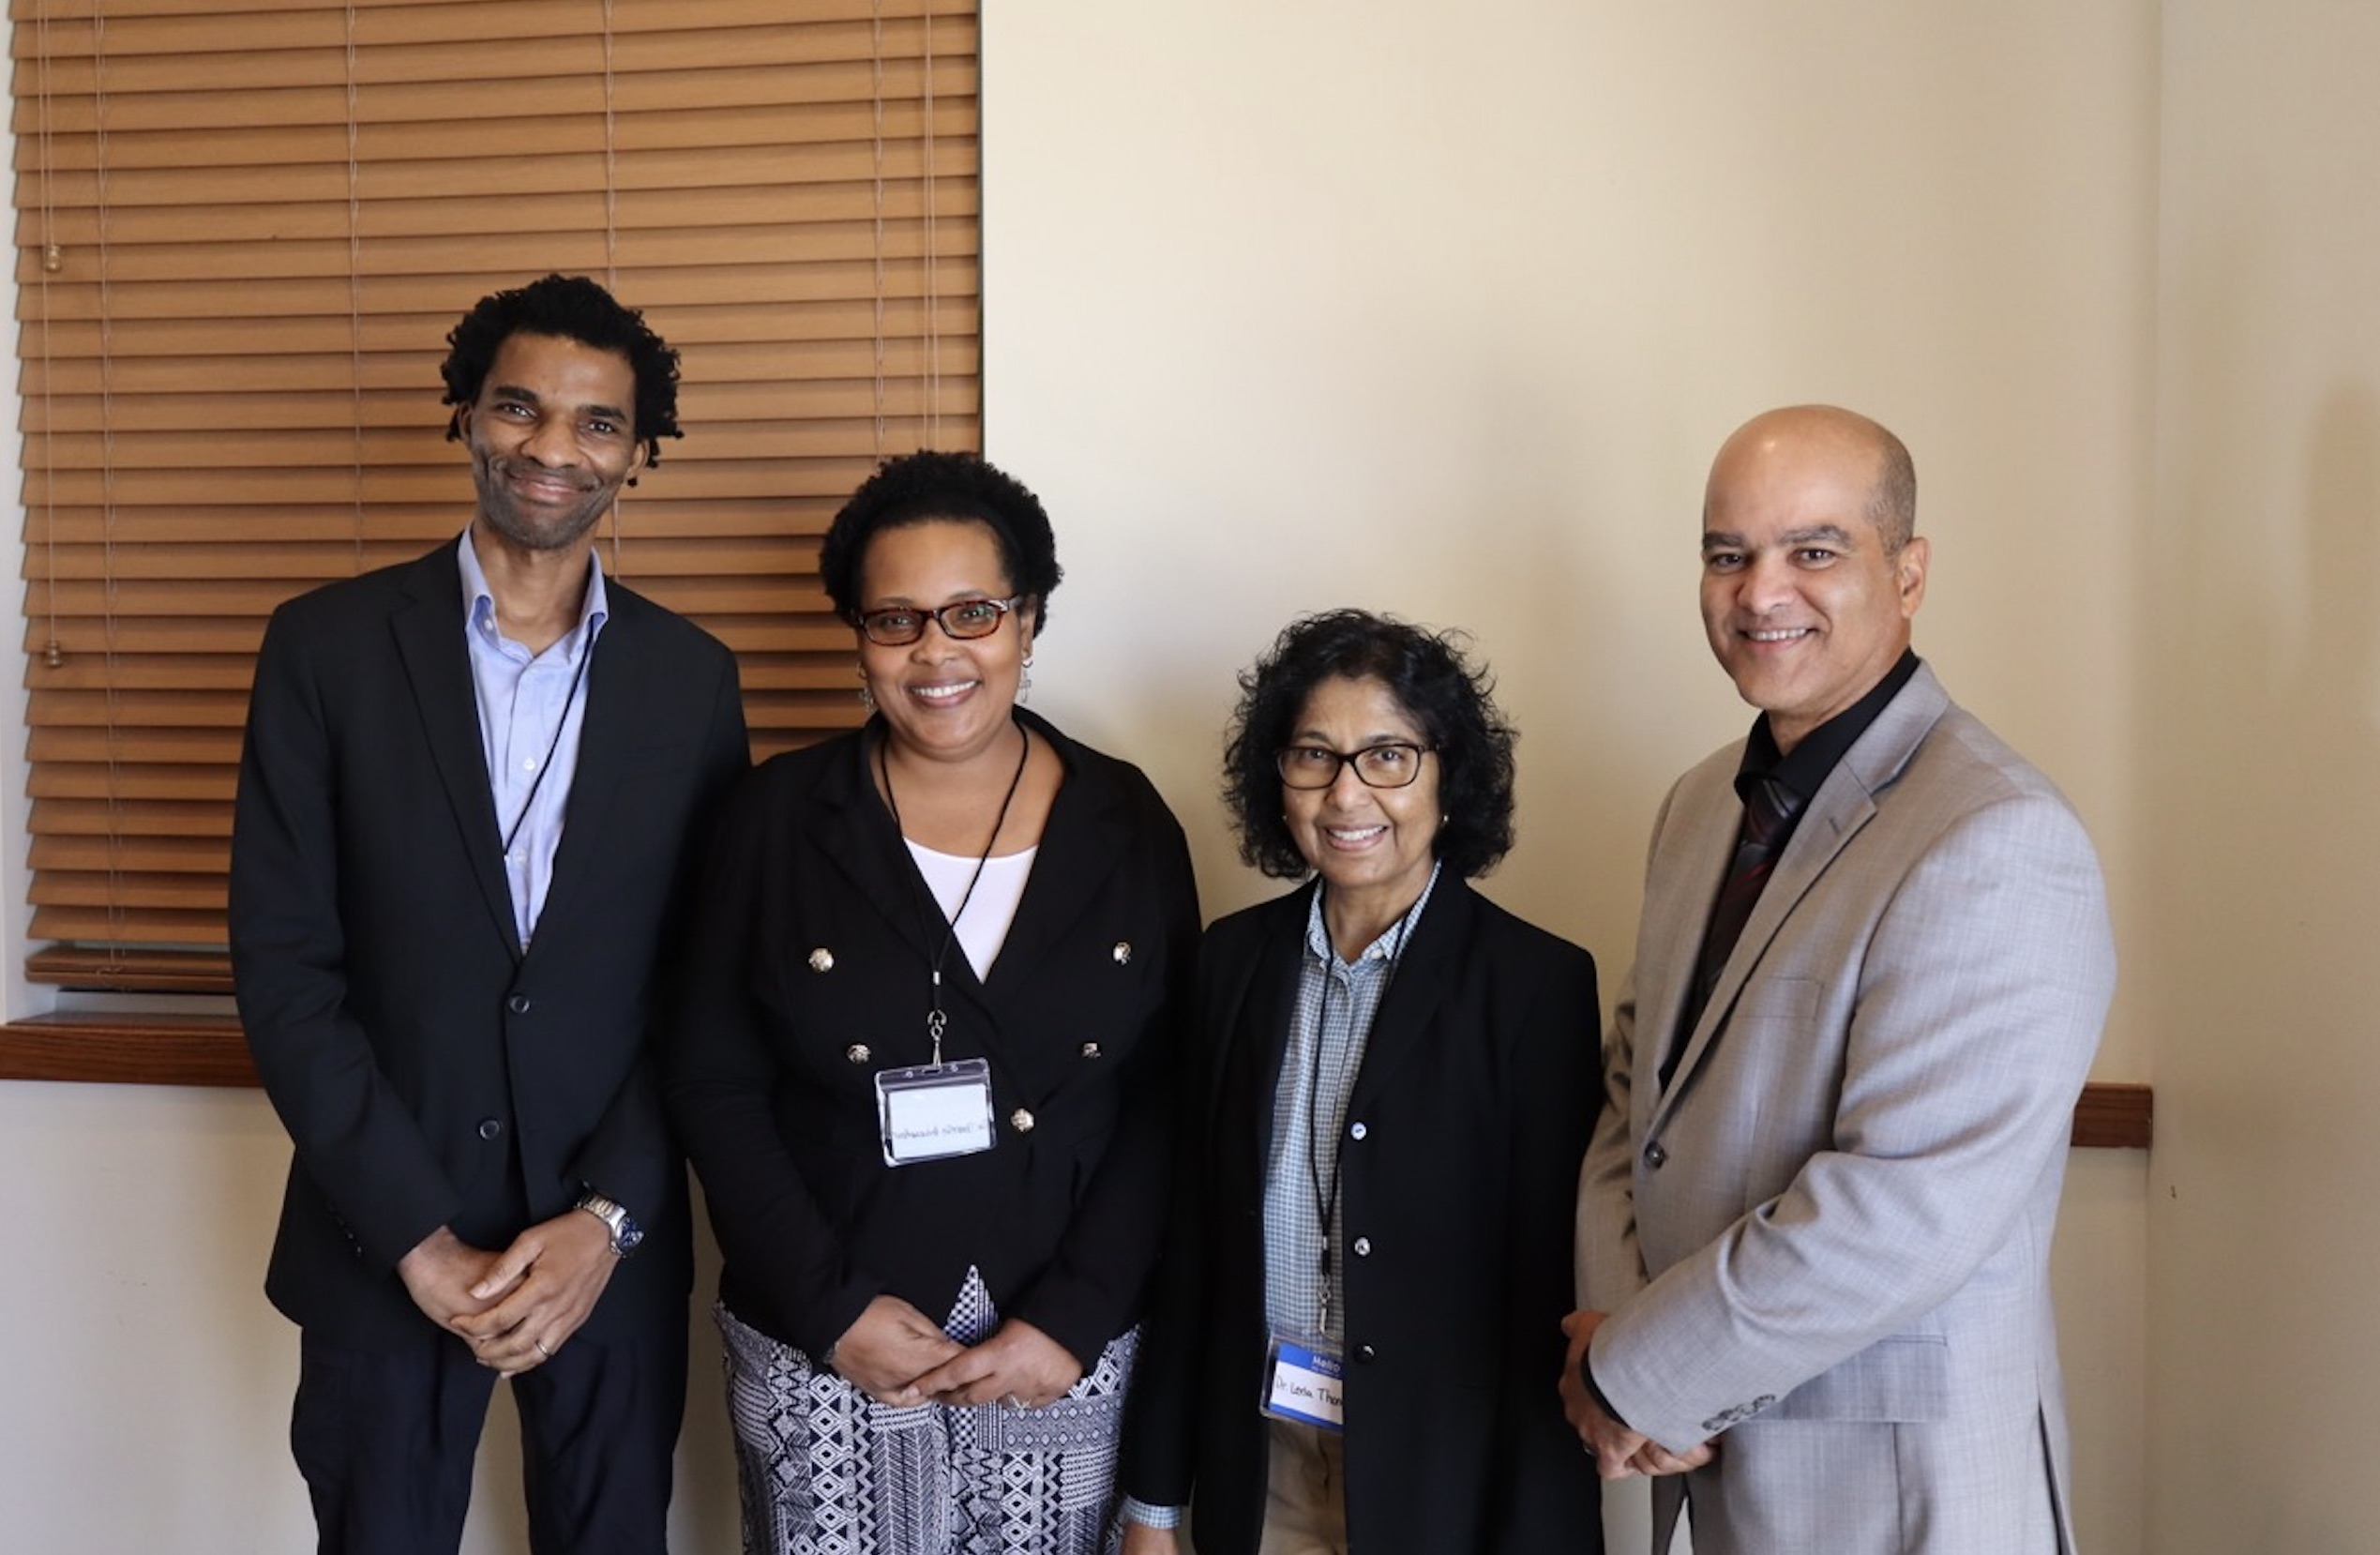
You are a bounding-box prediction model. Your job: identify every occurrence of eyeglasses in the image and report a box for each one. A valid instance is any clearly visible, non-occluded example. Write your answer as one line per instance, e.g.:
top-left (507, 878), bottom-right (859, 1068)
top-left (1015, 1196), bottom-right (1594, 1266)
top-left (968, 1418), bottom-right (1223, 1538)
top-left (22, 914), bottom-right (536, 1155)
top-left (853, 596), bottom-right (1023, 647)
top-left (1275, 743), bottom-right (1435, 790)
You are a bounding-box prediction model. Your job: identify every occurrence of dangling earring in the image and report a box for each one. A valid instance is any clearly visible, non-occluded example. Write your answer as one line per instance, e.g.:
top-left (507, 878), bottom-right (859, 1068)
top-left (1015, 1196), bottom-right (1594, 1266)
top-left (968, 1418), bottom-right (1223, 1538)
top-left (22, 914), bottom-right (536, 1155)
top-left (1018, 653), bottom-right (1034, 704)
top-left (855, 665), bottom-right (875, 713)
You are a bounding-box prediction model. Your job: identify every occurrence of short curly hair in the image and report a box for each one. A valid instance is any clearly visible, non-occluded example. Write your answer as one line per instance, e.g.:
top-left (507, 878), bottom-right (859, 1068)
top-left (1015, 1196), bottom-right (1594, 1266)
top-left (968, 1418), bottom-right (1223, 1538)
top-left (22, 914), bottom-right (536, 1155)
top-left (819, 450), bottom-right (1065, 635)
top-left (440, 274), bottom-right (683, 467)
top-left (1224, 609), bottom-right (1518, 881)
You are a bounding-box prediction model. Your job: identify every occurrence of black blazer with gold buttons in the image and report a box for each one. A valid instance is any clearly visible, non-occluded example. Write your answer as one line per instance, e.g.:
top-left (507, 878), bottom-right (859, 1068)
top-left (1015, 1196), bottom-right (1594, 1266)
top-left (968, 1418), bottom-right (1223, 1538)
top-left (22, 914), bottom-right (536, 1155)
top-left (662, 709), bottom-right (1200, 1368)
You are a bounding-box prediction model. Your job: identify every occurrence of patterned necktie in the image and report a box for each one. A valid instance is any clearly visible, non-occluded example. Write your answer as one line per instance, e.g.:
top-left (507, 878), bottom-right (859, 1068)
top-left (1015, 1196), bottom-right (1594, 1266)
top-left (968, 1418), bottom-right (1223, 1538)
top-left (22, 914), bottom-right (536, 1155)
top-left (1663, 775), bottom-right (1801, 1088)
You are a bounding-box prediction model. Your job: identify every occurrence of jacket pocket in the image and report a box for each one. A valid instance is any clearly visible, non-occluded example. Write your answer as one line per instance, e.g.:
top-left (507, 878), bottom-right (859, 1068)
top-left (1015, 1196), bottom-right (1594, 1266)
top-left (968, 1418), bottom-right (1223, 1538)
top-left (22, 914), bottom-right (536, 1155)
top-left (1768, 1332), bottom-right (1951, 1423)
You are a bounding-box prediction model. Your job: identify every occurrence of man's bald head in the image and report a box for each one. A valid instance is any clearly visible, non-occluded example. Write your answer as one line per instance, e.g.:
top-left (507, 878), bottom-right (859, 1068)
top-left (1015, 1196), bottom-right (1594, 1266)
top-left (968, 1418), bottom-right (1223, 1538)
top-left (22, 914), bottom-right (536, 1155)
top-left (1707, 404), bottom-right (1917, 555)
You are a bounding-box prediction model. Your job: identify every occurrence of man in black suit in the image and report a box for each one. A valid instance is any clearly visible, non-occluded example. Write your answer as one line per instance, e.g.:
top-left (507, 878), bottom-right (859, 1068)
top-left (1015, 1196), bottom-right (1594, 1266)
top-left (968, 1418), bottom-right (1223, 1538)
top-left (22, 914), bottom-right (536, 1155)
top-left (231, 274), bottom-right (749, 1554)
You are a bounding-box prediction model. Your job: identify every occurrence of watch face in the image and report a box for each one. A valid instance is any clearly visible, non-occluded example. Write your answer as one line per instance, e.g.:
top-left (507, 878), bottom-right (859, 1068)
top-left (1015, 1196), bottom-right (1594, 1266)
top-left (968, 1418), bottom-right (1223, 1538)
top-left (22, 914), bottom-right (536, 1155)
top-left (615, 1215), bottom-right (645, 1254)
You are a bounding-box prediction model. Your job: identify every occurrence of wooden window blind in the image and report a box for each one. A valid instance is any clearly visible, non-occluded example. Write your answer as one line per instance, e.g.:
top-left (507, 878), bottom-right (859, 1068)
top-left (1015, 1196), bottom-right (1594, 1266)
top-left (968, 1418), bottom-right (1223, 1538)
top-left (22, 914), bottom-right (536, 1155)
top-left (8, 0), bottom-right (981, 997)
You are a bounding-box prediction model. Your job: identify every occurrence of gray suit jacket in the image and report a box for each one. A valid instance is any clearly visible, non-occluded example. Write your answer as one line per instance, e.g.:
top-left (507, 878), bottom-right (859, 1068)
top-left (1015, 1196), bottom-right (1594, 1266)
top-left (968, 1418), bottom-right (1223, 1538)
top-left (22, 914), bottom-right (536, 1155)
top-left (1577, 664), bottom-right (2115, 1554)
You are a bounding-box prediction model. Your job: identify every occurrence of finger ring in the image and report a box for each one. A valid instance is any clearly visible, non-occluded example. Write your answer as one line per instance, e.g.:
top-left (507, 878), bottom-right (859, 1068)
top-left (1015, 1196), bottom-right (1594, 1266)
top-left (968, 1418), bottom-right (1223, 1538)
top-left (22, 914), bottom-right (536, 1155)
top-left (533, 1338), bottom-right (551, 1358)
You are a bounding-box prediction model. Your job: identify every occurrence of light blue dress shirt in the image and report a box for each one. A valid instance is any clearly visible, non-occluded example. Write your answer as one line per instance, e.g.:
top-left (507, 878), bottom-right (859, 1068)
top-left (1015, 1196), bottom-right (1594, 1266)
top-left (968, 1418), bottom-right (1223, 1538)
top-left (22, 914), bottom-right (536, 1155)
top-left (457, 528), bottom-right (608, 949)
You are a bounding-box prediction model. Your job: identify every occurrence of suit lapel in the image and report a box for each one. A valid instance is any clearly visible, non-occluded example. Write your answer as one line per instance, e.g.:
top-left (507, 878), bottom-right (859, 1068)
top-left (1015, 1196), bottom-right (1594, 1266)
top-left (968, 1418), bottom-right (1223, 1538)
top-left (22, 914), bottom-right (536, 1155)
top-left (536, 593), bottom-right (636, 945)
top-left (388, 541), bottom-right (521, 959)
top-left (809, 724), bottom-right (943, 973)
top-left (1222, 876), bottom-right (1458, 1163)
top-left (1343, 873), bottom-right (1466, 1113)
top-left (858, 714), bottom-right (1130, 1072)
top-left (1228, 892), bottom-right (1310, 1176)
top-left (978, 716), bottom-right (1121, 1004)
top-left (1635, 771), bottom-right (1739, 1114)
top-left (1653, 668), bottom-right (1951, 1115)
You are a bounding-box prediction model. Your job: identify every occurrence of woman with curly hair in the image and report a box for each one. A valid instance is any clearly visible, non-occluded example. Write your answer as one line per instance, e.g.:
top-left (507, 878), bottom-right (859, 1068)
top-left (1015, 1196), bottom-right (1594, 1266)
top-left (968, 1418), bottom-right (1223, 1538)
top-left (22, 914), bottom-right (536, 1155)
top-left (666, 450), bottom-right (1200, 1553)
top-left (1122, 609), bottom-right (1603, 1555)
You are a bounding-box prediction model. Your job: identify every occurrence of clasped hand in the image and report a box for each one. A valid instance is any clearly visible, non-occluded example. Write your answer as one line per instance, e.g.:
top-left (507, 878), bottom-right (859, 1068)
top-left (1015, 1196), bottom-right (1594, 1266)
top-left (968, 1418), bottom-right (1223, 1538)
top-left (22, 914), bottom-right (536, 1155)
top-left (1559, 1309), bottom-right (1717, 1480)
top-left (829, 1295), bottom-right (1082, 1410)
top-left (399, 1213), bottom-right (618, 1378)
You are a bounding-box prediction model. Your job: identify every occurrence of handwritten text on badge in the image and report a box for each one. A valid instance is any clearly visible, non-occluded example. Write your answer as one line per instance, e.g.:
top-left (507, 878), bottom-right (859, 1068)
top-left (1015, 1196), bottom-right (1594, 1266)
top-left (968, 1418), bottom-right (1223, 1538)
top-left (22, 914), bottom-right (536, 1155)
top-left (874, 1057), bottom-right (995, 1166)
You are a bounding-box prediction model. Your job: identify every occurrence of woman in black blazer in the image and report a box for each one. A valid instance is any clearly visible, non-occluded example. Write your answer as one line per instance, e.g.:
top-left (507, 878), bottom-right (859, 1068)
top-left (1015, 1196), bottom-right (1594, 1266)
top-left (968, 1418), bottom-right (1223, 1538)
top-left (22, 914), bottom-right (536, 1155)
top-left (1121, 610), bottom-right (1603, 1554)
top-left (665, 452), bottom-right (1198, 1555)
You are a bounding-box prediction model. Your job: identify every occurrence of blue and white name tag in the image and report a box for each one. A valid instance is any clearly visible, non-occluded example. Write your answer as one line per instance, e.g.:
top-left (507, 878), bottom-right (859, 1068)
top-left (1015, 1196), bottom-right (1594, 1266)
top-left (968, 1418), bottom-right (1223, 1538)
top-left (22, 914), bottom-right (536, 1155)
top-left (874, 1057), bottom-right (995, 1166)
top-left (1262, 1337), bottom-right (1345, 1432)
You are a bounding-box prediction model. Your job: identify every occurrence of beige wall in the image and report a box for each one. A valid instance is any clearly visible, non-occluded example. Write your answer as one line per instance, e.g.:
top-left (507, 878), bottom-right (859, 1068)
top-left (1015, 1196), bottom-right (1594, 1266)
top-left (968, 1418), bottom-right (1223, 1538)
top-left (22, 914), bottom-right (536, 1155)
top-left (983, 8), bottom-right (2152, 1552)
top-left (25, 1), bottom-right (2365, 1548)
top-left (2147, 5), bottom-right (2380, 1552)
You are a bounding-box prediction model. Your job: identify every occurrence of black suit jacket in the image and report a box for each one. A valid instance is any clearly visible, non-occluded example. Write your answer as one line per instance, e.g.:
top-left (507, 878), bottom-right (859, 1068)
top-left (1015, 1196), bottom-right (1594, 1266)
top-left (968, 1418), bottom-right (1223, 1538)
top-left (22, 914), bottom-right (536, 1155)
top-left (662, 711), bottom-right (1199, 1366)
top-left (231, 539), bottom-right (749, 1346)
top-left (1123, 875), bottom-right (1604, 1554)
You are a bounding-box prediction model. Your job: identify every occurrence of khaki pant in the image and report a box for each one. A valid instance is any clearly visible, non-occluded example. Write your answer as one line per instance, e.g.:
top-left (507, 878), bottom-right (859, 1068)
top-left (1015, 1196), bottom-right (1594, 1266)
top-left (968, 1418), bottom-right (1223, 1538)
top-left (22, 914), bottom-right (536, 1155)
top-left (1257, 1415), bottom-right (1349, 1555)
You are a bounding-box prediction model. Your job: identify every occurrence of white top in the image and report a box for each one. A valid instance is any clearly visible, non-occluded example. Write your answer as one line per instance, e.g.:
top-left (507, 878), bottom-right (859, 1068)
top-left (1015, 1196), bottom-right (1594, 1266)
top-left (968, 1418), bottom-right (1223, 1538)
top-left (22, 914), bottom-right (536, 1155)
top-left (905, 840), bottom-right (1038, 979)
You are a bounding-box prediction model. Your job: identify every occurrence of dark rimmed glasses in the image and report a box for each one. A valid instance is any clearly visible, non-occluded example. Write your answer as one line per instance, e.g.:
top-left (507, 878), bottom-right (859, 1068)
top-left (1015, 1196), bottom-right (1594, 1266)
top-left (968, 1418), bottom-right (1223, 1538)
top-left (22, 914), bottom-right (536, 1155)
top-left (853, 596), bottom-right (1023, 647)
top-left (1275, 742), bottom-right (1435, 790)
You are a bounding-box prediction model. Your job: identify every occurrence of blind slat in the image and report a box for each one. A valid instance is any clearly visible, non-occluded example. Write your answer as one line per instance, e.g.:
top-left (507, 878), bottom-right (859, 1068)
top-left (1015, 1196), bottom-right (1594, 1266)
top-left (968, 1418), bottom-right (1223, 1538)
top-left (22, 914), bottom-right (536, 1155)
top-left (11, 1), bottom-right (965, 27)
top-left (11, 53), bottom-right (979, 134)
top-left (13, 0), bottom-right (982, 981)
top-left (12, 99), bottom-right (976, 173)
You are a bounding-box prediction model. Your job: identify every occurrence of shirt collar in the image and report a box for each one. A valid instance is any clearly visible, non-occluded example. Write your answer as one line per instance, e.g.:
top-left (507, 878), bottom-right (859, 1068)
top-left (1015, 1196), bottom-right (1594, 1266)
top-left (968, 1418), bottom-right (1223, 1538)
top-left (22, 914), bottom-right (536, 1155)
top-left (458, 527), bottom-right (610, 655)
top-left (1738, 647), bottom-right (1922, 807)
top-left (1302, 860), bottom-right (1445, 971)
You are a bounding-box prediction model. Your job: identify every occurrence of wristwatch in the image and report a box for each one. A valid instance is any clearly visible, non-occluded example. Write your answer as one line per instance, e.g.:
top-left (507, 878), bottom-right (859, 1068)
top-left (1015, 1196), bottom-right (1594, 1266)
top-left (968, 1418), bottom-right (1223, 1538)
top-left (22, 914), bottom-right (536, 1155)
top-left (575, 1188), bottom-right (644, 1258)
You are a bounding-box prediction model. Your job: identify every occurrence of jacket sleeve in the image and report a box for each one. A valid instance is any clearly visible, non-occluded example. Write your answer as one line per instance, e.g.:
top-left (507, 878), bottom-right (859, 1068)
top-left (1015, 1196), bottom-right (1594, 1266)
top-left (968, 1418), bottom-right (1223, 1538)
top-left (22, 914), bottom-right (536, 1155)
top-left (565, 650), bottom-right (749, 1227)
top-left (1487, 940), bottom-right (1607, 1553)
top-left (1119, 917), bottom-right (1242, 1512)
top-left (1575, 780), bottom-right (1680, 1315)
top-left (231, 605), bottom-right (456, 1272)
top-left (661, 771), bottom-right (886, 1357)
top-left (1009, 794), bottom-right (1204, 1366)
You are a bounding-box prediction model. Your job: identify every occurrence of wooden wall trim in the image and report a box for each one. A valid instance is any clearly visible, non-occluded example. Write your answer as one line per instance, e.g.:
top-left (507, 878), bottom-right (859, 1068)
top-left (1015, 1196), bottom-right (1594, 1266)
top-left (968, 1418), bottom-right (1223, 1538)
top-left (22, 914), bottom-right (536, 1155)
top-left (0, 1016), bottom-right (2156, 1149)
top-left (2069, 1079), bottom-right (2153, 1151)
top-left (0, 1014), bottom-right (257, 1088)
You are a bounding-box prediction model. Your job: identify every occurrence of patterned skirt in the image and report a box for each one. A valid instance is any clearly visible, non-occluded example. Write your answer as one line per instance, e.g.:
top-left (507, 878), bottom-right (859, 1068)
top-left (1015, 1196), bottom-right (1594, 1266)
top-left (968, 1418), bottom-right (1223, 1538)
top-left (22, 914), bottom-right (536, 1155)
top-left (716, 1268), bottom-right (1137, 1555)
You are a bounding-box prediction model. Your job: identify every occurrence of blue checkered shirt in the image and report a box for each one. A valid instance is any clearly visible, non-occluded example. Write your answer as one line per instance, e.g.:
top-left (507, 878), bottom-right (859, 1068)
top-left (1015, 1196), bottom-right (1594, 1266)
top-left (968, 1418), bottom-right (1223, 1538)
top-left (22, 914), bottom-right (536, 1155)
top-left (1119, 870), bottom-right (1439, 1532)
top-left (1262, 868), bottom-right (1439, 1346)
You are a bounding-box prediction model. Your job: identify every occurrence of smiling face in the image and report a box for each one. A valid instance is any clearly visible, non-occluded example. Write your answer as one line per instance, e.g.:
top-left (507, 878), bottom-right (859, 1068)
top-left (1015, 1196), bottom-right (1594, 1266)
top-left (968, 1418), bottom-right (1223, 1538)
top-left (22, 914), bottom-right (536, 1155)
top-left (855, 518), bottom-right (1034, 766)
top-left (1698, 411), bottom-right (1929, 752)
top-left (1282, 674), bottom-right (1442, 931)
top-left (458, 332), bottom-right (645, 556)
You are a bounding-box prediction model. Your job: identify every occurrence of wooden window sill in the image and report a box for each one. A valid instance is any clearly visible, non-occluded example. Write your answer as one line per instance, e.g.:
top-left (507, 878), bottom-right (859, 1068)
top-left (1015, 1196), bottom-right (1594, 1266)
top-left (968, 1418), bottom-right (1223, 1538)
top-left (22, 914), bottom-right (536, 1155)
top-left (0, 1017), bottom-right (2155, 1149)
top-left (0, 1013), bottom-right (256, 1088)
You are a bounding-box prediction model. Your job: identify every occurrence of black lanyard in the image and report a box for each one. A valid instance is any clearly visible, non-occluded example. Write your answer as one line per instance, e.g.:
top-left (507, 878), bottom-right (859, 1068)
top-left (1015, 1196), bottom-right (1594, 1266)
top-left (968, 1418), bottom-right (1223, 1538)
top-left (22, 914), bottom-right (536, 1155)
top-left (879, 722), bottom-right (1032, 1065)
top-left (498, 635), bottom-right (594, 866)
top-left (1305, 898), bottom-right (1414, 1336)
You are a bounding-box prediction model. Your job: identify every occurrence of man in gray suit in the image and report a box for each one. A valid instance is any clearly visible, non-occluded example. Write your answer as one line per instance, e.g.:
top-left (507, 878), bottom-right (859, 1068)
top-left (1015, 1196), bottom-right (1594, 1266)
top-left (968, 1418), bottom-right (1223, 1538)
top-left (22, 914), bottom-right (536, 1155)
top-left (1565, 404), bottom-right (2116, 1553)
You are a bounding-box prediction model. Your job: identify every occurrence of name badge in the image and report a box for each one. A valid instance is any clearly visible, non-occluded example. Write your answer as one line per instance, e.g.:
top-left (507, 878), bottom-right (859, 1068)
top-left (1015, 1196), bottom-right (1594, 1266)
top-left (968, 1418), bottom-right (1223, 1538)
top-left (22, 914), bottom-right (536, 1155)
top-left (1261, 1337), bottom-right (1345, 1432)
top-left (875, 1057), bottom-right (995, 1166)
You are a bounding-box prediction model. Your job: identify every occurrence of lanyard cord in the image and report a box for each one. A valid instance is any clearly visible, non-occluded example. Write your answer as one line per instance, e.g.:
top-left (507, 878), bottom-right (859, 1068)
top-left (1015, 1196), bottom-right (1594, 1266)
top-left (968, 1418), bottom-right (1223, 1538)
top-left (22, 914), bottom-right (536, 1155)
top-left (879, 720), bottom-right (1032, 1064)
top-left (498, 635), bottom-right (593, 862)
top-left (1305, 897), bottom-right (1416, 1335)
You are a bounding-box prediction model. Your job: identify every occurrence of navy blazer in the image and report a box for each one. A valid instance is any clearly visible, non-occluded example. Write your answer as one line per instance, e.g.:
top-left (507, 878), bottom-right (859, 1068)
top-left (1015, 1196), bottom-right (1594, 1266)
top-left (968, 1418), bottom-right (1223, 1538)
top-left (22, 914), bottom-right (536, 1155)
top-left (231, 539), bottom-right (749, 1345)
top-left (1123, 875), bottom-right (1604, 1554)
top-left (663, 710), bottom-right (1200, 1367)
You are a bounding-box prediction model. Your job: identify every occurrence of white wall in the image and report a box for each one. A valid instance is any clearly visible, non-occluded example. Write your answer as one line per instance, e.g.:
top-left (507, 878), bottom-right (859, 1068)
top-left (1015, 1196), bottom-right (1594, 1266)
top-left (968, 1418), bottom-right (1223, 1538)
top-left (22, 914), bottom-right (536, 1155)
top-left (0, 2), bottom-right (2219, 1549)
